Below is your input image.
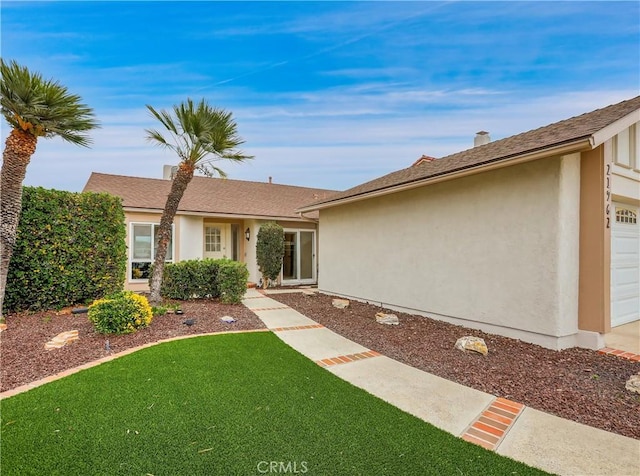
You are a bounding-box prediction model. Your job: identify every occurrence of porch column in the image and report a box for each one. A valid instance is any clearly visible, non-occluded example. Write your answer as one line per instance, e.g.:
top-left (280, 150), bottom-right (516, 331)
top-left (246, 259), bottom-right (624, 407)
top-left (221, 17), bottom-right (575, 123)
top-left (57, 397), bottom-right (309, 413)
top-left (578, 145), bottom-right (611, 333)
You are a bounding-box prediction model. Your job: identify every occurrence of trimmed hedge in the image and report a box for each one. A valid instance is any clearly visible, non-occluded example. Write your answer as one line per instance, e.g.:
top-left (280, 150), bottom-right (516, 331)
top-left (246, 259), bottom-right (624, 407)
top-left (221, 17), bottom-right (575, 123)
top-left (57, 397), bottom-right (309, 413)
top-left (218, 260), bottom-right (250, 304)
top-left (256, 222), bottom-right (284, 287)
top-left (159, 258), bottom-right (248, 304)
top-left (5, 187), bottom-right (126, 313)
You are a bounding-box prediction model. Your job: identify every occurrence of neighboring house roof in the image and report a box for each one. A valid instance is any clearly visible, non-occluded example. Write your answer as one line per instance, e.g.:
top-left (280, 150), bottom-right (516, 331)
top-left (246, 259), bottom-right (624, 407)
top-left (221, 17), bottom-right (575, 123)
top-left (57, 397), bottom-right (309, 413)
top-left (299, 95), bottom-right (640, 212)
top-left (411, 155), bottom-right (436, 167)
top-left (83, 172), bottom-right (336, 221)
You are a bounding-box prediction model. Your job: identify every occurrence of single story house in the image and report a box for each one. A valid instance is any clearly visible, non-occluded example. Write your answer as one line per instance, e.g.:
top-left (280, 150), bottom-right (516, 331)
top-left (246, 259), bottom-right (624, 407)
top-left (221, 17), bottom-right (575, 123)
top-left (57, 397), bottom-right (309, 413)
top-left (83, 170), bottom-right (336, 291)
top-left (298, 96), bottom-right (640, 350)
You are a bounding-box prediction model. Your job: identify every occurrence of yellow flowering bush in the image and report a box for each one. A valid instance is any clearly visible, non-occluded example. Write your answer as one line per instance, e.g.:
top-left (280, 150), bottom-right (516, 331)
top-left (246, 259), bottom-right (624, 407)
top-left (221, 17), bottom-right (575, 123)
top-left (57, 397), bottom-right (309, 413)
top-left (88, 291), bottom-right (153, 334)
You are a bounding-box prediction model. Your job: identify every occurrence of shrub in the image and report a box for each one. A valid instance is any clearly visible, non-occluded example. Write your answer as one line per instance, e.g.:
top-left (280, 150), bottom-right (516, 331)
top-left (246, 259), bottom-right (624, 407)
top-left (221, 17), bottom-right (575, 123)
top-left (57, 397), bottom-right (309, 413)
top-left (218, 260), bottom-right (249, 304)
top-left (5, 187), bottom-right (126, 313)
top-left (88, 291), bottom-right (153, 334)
top-left (151, 305), bottom-right (168, 317)
top-left (158, 259), bottom-right (220, 300)
top-left (256, 222), bottom-right (284, 288)
top-left (158, 258), bottom-right (247, 303)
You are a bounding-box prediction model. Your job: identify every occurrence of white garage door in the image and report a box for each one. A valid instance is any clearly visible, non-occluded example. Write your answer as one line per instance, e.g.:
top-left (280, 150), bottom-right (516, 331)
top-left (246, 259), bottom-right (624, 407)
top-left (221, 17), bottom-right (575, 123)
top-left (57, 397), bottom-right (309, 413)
top-left (611, 204), bottom-right (640, 327)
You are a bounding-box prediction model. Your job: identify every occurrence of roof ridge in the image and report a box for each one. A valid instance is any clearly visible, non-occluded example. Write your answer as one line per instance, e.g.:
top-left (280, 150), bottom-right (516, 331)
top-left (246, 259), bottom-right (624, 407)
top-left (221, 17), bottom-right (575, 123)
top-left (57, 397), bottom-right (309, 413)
top-left (89, 171), bottom-right (337, 193)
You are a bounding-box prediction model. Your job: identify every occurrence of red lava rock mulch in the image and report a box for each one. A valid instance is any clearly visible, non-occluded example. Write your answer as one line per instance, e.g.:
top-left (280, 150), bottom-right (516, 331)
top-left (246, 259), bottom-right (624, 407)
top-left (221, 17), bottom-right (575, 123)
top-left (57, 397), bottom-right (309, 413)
top-left (274, 292), bottom-right (640, 440)
top-left (0, 300), bottom-right (265, 393)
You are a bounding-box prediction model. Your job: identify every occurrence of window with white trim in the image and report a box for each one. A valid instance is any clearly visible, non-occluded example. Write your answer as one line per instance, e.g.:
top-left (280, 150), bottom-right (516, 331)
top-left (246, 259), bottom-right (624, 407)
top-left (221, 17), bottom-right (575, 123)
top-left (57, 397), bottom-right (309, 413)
top-left (130, 223), bottom-right (173, 280)
top-left (615, 208), bottom-right (637, 224)
top-left (205, 226), bottom-right (221, 252)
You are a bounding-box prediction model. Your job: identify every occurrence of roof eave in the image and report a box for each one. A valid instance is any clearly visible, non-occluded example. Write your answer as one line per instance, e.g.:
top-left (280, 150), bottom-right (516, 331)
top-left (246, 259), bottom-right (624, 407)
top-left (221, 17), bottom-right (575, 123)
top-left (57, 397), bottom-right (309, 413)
top-left (122, 207), bottom-right (316, 222)
top-left (297, 138), bottom-right (592, 213)
top-left (590, 109), bottom-right (640, 147)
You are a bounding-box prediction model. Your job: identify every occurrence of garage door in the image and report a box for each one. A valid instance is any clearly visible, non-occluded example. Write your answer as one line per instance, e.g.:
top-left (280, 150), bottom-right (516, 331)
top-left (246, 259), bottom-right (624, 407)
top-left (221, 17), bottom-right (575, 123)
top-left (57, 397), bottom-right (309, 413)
top-left (611, 204), bottom-right (640, 327)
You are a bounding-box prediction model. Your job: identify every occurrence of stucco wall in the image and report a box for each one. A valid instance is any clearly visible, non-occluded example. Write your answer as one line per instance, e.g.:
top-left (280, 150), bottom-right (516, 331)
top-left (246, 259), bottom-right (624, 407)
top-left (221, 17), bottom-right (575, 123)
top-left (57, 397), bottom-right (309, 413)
top-left (318, 155), bottom-right (582, 349)
top-left (179, 215), bottom-right (204, 261)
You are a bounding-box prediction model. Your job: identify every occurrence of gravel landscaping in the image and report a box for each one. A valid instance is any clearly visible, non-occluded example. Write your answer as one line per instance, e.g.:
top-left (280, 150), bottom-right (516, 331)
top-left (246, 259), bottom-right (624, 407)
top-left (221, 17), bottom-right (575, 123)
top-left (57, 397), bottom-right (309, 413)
top-left (1, 290), bottom-right (638, 441)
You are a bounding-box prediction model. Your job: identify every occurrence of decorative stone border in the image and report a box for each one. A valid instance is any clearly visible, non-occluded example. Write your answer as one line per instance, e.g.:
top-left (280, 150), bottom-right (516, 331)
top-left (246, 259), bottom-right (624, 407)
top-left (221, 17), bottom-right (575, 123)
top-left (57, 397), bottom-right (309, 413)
top-left (0, 329), bottom-right (269, 400)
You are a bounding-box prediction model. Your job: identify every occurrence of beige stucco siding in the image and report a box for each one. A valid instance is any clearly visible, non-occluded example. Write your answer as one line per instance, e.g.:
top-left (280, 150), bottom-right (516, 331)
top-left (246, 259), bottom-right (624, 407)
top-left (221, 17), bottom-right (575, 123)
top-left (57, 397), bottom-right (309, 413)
top-left (318, 155), bottom-right (581, 347)
top-left (179, 215), bottom-right (204, 261)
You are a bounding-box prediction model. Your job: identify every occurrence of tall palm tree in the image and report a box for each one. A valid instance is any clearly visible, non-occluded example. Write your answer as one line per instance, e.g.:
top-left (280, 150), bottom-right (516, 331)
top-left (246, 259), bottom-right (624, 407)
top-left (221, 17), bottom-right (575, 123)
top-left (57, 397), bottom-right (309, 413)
top-left (146, 98), bottom-right (252, 303)
top-left (0, 59), bottom-right (98, 314)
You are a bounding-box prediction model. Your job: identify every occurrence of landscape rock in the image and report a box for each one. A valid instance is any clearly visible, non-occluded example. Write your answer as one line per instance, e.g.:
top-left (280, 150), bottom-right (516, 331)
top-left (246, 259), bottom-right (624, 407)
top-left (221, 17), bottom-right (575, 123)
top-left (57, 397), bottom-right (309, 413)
top-left (0, 323), bottom-right (7, 333)
top-left (221, 316), bottom-right (236, 323)
top-left (626, 374), bottom-right (640, 394)
top-left (455, 336), bottom-right (488, 356)
top-left (332, 299), bottom-right (350, 309)
top-left (375, 312), bottom-right (399, 325)
top-left (44, 330), bottom-right (79, 350)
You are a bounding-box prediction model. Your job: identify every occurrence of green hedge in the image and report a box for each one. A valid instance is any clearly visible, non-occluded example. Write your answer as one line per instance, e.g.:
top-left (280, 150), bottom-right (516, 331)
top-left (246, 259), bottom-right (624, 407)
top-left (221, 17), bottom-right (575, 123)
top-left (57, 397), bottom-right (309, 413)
top-left (5, 187), bottom-right (127, 313)
top-left (159, 258), bottom-right (248, 304)
top-left (218, 260), bottom-right (250, 304)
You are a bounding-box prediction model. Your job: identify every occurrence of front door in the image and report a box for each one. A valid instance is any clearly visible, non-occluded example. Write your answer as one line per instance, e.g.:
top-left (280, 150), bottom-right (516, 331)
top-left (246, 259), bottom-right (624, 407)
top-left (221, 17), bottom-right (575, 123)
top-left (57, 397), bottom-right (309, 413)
top-left (282, 230), bottom-right (316, 284)
top-left (204, 224), bottom-right (229, 260)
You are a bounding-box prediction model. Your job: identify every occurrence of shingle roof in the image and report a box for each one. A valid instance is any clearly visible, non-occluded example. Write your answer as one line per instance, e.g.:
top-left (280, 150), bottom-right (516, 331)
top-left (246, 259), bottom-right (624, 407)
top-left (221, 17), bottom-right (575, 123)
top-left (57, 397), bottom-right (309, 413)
top-left (83, 173), bottom-right (336, 220)
top-left (301, 95), bottom-right (640, 211)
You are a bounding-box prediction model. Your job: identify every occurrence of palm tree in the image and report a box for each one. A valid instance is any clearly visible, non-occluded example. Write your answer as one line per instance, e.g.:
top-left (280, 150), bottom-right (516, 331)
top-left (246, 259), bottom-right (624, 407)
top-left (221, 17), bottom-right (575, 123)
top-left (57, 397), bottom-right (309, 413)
top-left (0, 59), bottom-right (98, 314)
top-left (145, 98), bottom-right (252, 303)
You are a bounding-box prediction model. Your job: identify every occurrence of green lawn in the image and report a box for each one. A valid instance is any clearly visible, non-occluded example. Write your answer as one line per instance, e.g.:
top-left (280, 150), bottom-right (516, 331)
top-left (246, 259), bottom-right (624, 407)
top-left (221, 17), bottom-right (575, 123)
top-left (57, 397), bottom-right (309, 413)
top-left (1, 332), bottom-right (548, 475)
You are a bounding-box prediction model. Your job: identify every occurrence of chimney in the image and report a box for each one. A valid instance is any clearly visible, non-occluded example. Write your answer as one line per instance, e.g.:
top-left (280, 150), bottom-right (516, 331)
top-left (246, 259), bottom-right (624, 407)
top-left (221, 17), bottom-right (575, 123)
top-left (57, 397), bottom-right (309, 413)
top-left (474, 131), bottom-right (490, 147)
top-left (163, 165), bottom-right (178, 180)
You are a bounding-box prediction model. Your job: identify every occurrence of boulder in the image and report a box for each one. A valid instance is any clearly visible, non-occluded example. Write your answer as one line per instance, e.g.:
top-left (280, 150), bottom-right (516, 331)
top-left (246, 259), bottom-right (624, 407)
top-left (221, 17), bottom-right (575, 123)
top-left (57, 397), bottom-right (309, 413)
top-left (626, 374), bottom-right (640, 394)
top-left (221, 316), bottom-right (236, 323)
top-left (455, 336), bottom-right (488, 356)
top-left (45, 330), bottom-right (79, 350)
top-left (332, 299), bottom-right (350, 309)
top-left (375, 312), bottom-right (399, 325)
top-left (0, 323), bottom-right (6, 333)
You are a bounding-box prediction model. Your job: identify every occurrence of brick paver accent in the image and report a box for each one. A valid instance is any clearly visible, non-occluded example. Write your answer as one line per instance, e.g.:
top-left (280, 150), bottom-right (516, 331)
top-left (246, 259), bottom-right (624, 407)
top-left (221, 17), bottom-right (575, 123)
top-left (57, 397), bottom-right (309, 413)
top-left (250, 306), bottom-right (291, 311)
top-left (272, 324), bottom-right (325, 332)
top-left (461, 397), bottom-right (524, 451)
top-left (315, 350), bottom-right (382, 367)
top-left (598, 347), bottom-right (640, 361)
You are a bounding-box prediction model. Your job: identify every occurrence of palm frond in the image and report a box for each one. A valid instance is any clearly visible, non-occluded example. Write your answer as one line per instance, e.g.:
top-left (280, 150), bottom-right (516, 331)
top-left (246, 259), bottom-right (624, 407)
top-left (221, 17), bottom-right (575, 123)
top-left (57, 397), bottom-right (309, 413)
top-left (0, 58), bottom-right (99, 146)
top-left (145, 97), bottom-right (253, 175)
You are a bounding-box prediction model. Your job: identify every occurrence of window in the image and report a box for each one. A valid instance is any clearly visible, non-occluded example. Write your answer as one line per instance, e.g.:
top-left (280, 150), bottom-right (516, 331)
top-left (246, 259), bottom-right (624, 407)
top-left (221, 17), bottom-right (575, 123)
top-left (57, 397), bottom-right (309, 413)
top-left (615, 208), bottom-right (637, 224)
top-left (613, 124), bottom-right (638, 169)
top-left (205, 226), bottom-right (221, 252)
top-left (130, 223), bottom-right (173, 280)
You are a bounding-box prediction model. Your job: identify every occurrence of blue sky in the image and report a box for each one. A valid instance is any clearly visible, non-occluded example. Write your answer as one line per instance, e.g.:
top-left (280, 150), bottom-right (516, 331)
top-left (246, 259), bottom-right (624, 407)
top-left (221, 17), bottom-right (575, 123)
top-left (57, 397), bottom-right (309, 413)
top-left (1, 1), bottom-right (639, 192)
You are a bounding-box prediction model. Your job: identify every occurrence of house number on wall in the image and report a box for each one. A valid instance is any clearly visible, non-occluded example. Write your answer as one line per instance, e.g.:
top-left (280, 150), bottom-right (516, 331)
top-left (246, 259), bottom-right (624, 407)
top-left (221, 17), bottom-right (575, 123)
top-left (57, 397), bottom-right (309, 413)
top-left (605, 163), bottom-right (611, 229)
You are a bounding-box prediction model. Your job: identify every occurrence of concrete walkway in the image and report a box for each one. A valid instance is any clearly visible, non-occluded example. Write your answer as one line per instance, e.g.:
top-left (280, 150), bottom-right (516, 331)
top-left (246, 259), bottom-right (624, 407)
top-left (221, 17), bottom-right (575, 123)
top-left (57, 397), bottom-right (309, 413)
top-left (244, 288), bottom-right (640, 476)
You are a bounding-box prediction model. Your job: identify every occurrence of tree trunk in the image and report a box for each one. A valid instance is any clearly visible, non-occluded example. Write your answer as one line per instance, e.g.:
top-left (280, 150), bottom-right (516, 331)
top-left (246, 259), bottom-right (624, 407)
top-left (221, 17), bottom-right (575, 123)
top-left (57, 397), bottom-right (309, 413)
top-left (1, 129), bottom-right (38, 315)
top-left (148, 163), bottom-right (194, 304)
